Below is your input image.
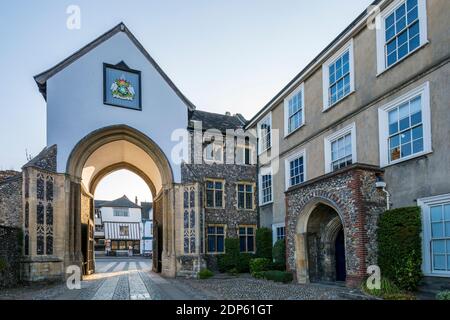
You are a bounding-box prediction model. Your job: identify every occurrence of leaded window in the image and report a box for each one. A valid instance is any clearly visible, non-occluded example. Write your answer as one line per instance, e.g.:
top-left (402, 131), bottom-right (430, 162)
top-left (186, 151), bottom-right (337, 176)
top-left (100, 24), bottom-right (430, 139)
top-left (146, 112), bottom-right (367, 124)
top-left (237, 183), bottom-right (253, 210)
top-left (207, 225), bottom-right (225, 253)
top-left (239, 226), bottom-right (256, 253)
top-left (206, 180), bottom-right (223, 208)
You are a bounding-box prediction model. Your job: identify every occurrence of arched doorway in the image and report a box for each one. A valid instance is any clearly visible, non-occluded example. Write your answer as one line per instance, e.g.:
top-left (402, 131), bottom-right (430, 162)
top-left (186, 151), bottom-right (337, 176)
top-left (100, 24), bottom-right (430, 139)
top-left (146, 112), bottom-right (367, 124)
top-left (65, 125), bottom-right (175, 276)
top-left (295, 199), bottom-right (346, 284)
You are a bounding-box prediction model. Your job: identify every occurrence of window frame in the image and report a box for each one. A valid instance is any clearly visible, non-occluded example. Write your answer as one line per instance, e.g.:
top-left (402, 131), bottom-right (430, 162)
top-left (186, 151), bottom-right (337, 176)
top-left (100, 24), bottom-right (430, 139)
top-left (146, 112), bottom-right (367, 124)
top-left (204, 140), bottom-right (224, 164)
top-left (205, 179), bottom-right (225, 209)
top-left (113, 208), bottom-right (129, 217)
top-left (324, 123), bottom-right (357, 174)
top-left (236, 182), bottom-right (255, 210)
top-left (257, 113), bottom-right (272, 155)
top-left (322, 39), bottom-right (355, 111)
top-left (272, 222), bottom-right (286, 244)
top-left (418, 194), bottom-right (450, 277)
top-left (259, 166), bottom-right (273, 206)
top-left (238, 225), bottom-right (256, 253)
top-left (235, 140), bottom-right (255, 165)
top-left (378, 81), bottom-right (432, 167)
top-left (375, 0), bottom-right (428, 75)
top-left (284, 83), bottom-right (305, 137)
top-left (284, 148), bottom-right (307, 191)
top-left (206, 224), bottom-right (226, 254)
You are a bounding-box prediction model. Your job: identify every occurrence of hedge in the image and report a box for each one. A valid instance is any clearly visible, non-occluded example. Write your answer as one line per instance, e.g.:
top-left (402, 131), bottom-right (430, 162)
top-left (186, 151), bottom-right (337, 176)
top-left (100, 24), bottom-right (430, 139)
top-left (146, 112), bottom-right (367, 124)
top-left (377, 206), bottom-right (422, 291)
top-left (262, 270), bottom-right (293, 283)
top-left (256, 228), bottom-right (272, 260)
top-left (217, 238), bottom-right (254, 273)
top-left (272, 239), bottom-right (286, 270)
top-left (198, 268), bottom-right (214, 279)
top-left (249, 258), bottom-right (271, 276)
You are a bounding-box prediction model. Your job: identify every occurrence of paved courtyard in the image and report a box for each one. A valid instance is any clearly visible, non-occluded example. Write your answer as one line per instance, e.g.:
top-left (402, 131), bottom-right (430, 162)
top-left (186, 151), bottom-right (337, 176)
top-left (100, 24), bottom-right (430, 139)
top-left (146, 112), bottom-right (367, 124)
top-left (0, 257), bottom-right (361, 300)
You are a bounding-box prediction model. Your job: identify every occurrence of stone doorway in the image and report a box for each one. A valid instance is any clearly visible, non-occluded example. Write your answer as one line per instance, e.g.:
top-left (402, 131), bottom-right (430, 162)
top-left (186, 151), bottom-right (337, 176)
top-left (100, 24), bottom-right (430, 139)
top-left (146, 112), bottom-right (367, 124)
top-left (305, 203), bottom-right (345, 283)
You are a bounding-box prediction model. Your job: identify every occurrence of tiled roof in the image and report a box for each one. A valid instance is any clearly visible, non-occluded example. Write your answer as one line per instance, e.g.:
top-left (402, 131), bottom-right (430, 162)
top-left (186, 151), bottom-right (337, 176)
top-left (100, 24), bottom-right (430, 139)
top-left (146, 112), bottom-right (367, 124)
top-left (97, 195), bottom-right (141, 209)
top-left (188, 110), bottom-right (246, 132)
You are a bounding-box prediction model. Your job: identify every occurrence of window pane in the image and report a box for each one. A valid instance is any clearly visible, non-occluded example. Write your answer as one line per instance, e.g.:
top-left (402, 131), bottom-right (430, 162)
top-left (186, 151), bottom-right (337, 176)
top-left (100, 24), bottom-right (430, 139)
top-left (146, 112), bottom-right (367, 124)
top-left (431, 206), bottom-right (443, 222)
top-left (433, 255), bottom-right (446, 270)
top-left (239, 227), bottom-right (245, 235)
top-left (208, 235), bottom-right (215, 252)
top-left (215, 191), bottom-right (223, 207)
top-left (217, 236), bottom-right (224, 252)
top-left (432, 223), bottom-right (444, 238)
top-left (401, 143), bottom-right (412, 157)
top-left (206, 190), bottom-right (214, 207)
top-left (412, 138), bottom-right (423, 153)
top-left (247, 236), bottom-right (254, 252)
top-left (445, 205), bottom-right (450, 220)
top-left (239, 236), bottom-right (246, 252)
top-left (433, 240), bottom-right (446, 253)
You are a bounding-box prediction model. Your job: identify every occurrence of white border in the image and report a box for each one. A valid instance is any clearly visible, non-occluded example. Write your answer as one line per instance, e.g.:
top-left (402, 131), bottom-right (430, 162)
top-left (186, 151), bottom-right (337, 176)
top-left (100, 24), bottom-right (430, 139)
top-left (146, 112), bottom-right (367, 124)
top-left (257, 112), bottom-right (272, 155)
top-left (378, 81), bottom-right (432, 167)
top-left (375, 0), bottom-right (429, 75)
top-left (417, 193), bottom-right (450, 277)
top-left (322, 39), bottom-right (355, 111)
top-left (284, 148), bottom-right (307, 191)
top-left (284, 83), bottom-right (305, 137)
top-left (259, 165), bottom-right (273, 205)
top-left (324, 123), bottom-right (357, 174)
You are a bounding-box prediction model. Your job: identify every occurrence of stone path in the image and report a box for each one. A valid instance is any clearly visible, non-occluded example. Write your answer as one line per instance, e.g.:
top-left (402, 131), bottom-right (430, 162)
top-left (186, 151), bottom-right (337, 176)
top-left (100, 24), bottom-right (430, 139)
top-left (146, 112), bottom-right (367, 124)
top-left (0, 257), bottom-right (361, 300)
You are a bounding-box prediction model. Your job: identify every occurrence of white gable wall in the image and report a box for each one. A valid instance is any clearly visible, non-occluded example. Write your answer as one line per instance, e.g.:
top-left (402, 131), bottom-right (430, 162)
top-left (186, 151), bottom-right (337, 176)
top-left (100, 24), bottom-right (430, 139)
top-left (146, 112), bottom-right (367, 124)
top-left (46, 31), bottom-right (188, 182)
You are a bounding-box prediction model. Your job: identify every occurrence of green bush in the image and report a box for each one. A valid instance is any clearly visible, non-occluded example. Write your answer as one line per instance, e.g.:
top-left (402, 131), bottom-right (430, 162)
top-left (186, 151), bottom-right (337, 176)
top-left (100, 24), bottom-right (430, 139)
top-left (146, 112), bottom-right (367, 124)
top-left (436, 291), bottom-right (450, 300)
top-left (0, 258), bottom-right (7, 272)
top-left (256, 228), bottom-right (272, 260)
top-left (217, 238), bottom-right (240, 272)
top-left (272, 239), bottom-right (286, 270)
top-left (198, 268), bottom-right (214, 279)
top-left (362, 277), bottom-right (401, 298)
top-left (262, 270), bottom-right (293, 283)
top-left (249, 258), bottom-right (271, 276)
top-left (378, 206), bottom-right (422, 291)
top-left (237, 253), bottom-right (255, 273)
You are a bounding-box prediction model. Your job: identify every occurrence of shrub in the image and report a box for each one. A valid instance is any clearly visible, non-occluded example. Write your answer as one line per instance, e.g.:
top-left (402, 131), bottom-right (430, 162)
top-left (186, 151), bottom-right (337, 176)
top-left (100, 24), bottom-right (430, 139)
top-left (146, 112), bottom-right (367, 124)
top-left (378, 207), bottom-right (422, 291)
top-left (198, 268), bottom-right (214, 279)
top-left (272, 239), bottom-right (286, 270)
top-left (227, 268), bottom-right (239, 276)
top-left (237, 253), bottom-right (255, 273)
top-left (249, 258), bottom-right (271, 276)
top-left (217, 238), bottom-right (240, 272)
top-left (0, 258), bottom-right (7, 272)
top-left (361, 277), bottom-right (401, 298)
top-left (262, 270), bottom-right (293, 283)
top-left (256, 228), bottom-right (272, 260)
top-left (436, 291), bottom-right (450, 300)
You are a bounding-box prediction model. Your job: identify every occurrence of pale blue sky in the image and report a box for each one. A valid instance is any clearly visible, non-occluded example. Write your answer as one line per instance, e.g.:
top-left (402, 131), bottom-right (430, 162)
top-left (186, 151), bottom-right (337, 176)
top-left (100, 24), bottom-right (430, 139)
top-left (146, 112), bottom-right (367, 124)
top-left (0, 0), bottom-right (373, 201)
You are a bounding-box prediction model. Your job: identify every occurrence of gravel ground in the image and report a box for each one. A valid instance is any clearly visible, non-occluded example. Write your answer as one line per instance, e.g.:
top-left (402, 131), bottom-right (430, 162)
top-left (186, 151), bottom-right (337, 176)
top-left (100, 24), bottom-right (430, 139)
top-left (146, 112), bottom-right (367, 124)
top-left (174, 274), bottom-right (357, 300)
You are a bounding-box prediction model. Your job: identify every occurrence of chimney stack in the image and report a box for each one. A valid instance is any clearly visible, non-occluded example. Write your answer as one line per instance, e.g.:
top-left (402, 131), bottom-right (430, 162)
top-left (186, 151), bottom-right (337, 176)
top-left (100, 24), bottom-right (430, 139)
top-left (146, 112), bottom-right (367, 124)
top-left (135, 196), bottom-right (138, 205)
top-left (225, 111), bottom-right (231, 116)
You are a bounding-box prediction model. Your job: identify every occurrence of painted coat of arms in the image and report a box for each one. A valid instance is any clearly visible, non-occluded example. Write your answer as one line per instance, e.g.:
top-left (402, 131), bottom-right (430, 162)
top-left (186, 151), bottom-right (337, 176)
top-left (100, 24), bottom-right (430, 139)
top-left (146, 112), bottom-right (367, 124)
top-left (110, 75), bottom-right (135, 101)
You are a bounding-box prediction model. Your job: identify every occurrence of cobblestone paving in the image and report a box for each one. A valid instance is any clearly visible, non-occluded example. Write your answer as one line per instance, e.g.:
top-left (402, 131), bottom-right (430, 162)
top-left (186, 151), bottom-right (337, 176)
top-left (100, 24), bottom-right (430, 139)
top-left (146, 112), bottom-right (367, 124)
top-left (0, 258), bottom-right (359, 300)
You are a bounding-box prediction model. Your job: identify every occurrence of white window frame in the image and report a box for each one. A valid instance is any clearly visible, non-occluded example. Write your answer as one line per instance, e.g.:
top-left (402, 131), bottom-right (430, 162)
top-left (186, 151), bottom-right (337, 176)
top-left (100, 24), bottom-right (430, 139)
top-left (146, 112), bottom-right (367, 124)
top-left (284, 148), bottom-right (307, 191)
top-left (378, 81), bottom-right (432, 167)
top-left (259, 165), bottom-right (273, 205)
top-left (113, 208), bottom-right (129, 217)
top-left (418, 193), bottom-right (450, 277)
top-left (272, 222), bottom-right (286, 245)
top-left (375, 0), bottom-right (428, 75)
top-left (284, 83), bottom-right (305, 137)
top-left (257, 113), bottom-right (272, 155)
top-left (324, 123), bottom-right (357, 174)
top-left (322, 39), bottom-right (355, 111)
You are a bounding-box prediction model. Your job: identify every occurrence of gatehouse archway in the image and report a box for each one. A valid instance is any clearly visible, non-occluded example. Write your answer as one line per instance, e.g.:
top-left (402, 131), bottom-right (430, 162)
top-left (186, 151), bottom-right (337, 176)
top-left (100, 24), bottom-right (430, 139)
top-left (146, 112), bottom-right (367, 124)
top-left (65, 125), bottom-right (175, 276)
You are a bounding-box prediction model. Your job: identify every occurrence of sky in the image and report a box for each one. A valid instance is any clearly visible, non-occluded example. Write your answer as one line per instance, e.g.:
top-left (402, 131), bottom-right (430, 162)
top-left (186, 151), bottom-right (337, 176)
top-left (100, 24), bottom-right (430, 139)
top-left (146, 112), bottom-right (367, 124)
top-left (0, 0), bottom-right (374, 200)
